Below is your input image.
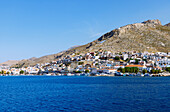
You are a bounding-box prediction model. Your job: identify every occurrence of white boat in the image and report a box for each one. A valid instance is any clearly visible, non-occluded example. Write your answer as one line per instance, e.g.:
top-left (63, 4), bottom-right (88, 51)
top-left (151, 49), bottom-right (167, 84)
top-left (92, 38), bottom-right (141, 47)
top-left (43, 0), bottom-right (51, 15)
top-left (44, 74), bottom-right (52, 76)
top-left (67, 73), bottom-right (74, 76)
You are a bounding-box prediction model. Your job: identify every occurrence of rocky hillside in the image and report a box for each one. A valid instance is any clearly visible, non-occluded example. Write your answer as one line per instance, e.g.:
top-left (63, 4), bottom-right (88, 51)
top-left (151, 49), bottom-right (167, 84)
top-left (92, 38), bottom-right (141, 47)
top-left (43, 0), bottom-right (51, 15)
top-left (79, 19), bottom-right (170, 53)
top-left (165, 23), bottom-right (170, 27)
top-left (13, 19), bottom-right (170, 67)
top-left (0, 60), bottom-right (19, 66)
top-left (61, 19), bottom-right (170, 55)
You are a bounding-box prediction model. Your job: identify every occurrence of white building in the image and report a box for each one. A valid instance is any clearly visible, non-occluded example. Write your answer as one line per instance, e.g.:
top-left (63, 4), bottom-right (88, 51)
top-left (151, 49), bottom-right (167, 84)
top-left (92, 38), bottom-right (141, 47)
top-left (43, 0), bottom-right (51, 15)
top-left (123, 54), bottom-right (128, 60)
top-left (156, 59), bottom-right (170, 68)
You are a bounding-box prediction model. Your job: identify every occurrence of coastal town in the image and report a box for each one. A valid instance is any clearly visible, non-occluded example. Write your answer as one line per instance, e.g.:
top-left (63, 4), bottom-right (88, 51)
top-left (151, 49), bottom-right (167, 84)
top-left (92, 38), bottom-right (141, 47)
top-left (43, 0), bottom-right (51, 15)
top-left (0, 51), bottom-right (170, 77)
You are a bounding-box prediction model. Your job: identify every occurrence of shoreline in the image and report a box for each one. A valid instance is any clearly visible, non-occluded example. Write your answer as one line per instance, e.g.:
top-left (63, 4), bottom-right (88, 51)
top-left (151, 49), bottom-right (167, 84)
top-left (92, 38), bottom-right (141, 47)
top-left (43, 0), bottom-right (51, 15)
top-left (0, 74), bottom-right (169, 77)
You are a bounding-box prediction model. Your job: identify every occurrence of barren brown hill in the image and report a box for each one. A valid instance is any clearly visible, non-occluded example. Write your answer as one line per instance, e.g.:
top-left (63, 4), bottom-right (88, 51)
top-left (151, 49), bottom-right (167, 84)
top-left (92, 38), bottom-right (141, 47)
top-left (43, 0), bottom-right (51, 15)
top-left (0, 60), bottom-right (19, 66)
top-left (13, 19), bottom-right (170, 67)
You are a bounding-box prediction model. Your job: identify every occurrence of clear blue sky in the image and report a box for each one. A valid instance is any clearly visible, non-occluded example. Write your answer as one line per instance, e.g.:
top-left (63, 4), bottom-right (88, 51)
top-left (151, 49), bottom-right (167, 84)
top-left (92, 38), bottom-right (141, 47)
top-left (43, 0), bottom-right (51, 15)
top-left (0, 0), bottom-right (170, 63)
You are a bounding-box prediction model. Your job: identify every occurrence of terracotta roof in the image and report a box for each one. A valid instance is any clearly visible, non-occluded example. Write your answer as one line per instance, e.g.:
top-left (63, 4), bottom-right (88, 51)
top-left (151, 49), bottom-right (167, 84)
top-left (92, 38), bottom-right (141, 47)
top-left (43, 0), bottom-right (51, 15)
top-left (125, 65), bottom-right (144, 67)
top-left (107, 69), bottom-right (117, 70)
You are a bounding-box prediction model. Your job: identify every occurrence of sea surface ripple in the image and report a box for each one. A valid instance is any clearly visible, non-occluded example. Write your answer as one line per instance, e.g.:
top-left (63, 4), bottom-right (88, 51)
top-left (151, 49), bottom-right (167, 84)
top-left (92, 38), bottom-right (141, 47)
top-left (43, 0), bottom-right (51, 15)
top-left (0, 76), bottom-right (169, 112)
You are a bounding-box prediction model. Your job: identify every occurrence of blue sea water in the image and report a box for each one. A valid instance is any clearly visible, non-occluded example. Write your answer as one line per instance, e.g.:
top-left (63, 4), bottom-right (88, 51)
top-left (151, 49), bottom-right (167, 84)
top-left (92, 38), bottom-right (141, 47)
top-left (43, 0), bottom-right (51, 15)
top-left (0, 76), bottom-right (169, 112)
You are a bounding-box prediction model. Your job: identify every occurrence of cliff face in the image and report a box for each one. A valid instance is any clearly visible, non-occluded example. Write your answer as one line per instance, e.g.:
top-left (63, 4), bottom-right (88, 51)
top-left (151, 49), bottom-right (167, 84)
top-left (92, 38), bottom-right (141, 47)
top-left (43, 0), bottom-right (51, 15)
top-left (13, 19), bottom-right (170, 67)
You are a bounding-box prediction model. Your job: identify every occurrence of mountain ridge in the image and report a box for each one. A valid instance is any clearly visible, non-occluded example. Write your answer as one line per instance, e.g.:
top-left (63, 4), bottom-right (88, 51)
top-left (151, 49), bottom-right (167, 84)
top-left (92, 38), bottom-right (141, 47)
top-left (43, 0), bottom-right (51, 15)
top-left (0, 60), bottom-right (20, 66)
top-left (12, 19), bottom-right (170, 67)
